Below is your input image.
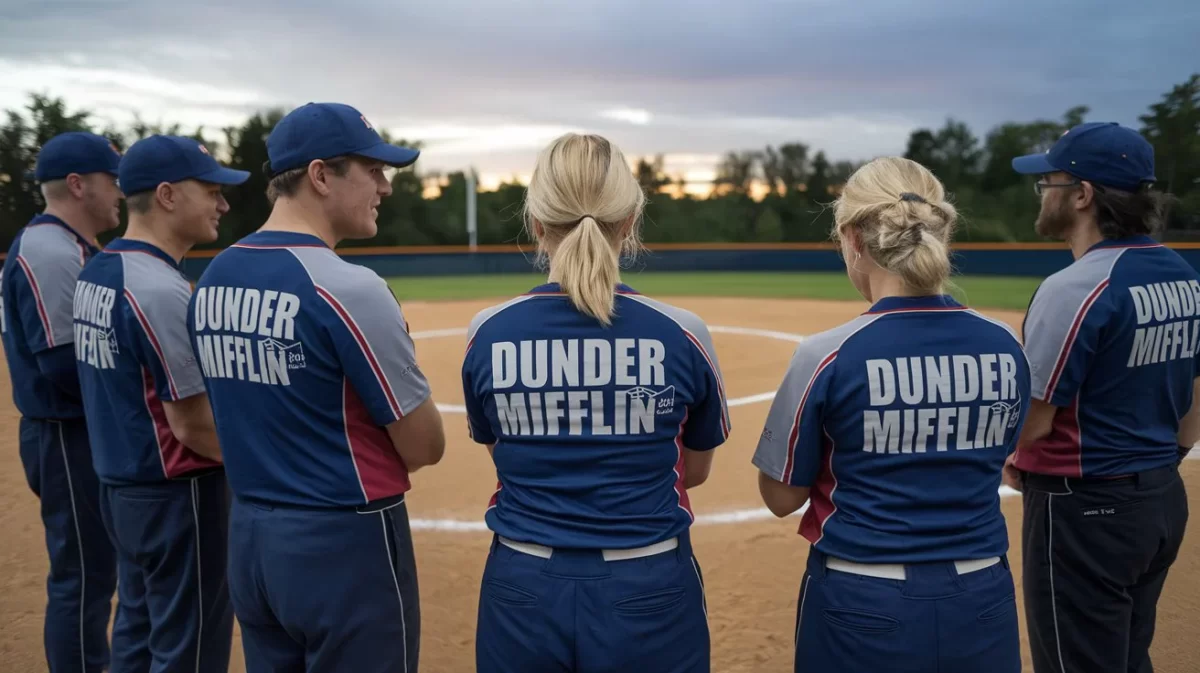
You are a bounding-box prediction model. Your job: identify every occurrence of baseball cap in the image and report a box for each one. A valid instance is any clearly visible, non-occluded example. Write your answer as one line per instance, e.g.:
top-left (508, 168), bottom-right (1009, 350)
top-left (1011, 121), bottom-right (1156, 192)
top-left (34, 131), bottom-right (122, 182)
top-left (118, 135), bottom-right (250, 196)
top-left (265, 102), bottom-right (420, 177)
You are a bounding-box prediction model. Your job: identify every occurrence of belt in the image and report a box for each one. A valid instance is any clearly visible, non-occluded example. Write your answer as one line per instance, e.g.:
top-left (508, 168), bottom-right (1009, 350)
top-left (498, 535), bottom-right (679, 562)
top-left (824, 555), bottom-right (1001, 581)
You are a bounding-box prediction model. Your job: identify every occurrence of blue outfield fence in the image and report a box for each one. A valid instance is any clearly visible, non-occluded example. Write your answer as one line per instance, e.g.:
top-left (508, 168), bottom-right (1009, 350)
top-left (172, 242), bottom-right (1200, 280)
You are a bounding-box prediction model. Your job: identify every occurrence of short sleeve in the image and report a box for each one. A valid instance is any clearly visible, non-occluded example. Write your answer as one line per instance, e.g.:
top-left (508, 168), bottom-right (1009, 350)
top-left (681, 323), bottom-right (731, 452)
top-left (124, 279), bottom-right (207, 402)
top-left (752, 343), bottom-right (837, 487)
top-left (461, 350), bottom-right (496, 445)
top-left (12, 239), bottom-right (83, 353)
top-left (318, 276), bottom-right (431, 426)
top-left (1022, 277), bottom-right (1110, 406)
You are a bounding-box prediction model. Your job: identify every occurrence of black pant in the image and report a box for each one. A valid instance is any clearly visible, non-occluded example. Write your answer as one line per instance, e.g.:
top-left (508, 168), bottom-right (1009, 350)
top-left (1020, 465), bottom-right (1188, 673)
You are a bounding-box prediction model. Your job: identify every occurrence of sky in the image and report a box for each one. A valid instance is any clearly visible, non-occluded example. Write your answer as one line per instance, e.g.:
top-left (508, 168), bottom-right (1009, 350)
top-left (1, 0), bottom-right (1196, 192)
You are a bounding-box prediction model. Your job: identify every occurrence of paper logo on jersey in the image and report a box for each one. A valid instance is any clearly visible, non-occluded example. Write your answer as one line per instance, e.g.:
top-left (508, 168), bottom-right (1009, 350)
top-left (990, 397), bottom-right (1022, 430)
top-left (261, 338), bottom-right (306, 370)
top-left (621, 385), bottom-right (676, 416)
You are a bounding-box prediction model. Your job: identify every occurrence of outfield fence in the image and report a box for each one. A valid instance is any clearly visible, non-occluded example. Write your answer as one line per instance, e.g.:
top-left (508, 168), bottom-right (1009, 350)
top-left (172, 242), bottom-right (1200, 279)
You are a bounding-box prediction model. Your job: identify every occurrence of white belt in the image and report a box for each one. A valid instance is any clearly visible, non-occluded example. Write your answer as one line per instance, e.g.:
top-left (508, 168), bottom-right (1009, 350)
top-left (498, 535), bottom-right (679, 562)
top-left (824, 555), bottom-right (1001, 581)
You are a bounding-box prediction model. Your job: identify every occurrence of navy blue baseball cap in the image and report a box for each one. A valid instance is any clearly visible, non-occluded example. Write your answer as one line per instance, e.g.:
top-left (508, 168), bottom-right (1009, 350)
top-left (118, 135), bottom-right (250, 196)
top-left (265, 102), bottom-right (420, 177)
top-left (34, 131), bottom-right (122, 182)
top-left (1012, 121), bottom-right (1156, 192)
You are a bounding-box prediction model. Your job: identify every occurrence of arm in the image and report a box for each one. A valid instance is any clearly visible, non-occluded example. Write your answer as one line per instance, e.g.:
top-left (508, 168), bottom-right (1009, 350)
top-left (751, 342), bottom-right (834, 517)
top-left (34, 345), bottom-right (82, 397)
top-left (385, 396), bottom-right (445, 472)
top-left (678, 320), bottom-right (732, 488)
top-left (1004, 399), bottom-right (1057, 490)
top-left (683, 448), bottom-right (714, 489)
top-left (1176, 377), bottom-right (1200, 453)
top-left (162, 393), bottom-right (222, 461)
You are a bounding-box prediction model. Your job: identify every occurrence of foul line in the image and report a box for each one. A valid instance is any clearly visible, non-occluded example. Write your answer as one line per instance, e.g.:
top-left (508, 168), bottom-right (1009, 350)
top-left (405, 323), bottom-right (1029, 533)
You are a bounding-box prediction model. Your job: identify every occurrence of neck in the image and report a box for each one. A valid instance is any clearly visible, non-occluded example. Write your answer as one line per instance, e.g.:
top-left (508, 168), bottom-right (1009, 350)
top-left (122, 217), bottom-right (191, 263)
top-left (867, 271), bottom-right (931, 303)
top-left (42, 202), bottom-right (101, 247)
top-left (1065, 218), bottom-right (1104, 260)
top-left (260, 197), bottom-right (337, 248)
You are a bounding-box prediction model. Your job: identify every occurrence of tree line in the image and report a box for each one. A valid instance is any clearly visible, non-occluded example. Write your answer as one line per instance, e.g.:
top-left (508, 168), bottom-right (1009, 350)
top-left (1, 73), bottom-right (1196, 252)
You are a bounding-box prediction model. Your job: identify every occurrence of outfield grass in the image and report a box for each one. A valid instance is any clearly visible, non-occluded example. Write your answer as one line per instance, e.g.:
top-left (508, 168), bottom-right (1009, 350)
top-left (386, 271), bottom-right (1044, 311)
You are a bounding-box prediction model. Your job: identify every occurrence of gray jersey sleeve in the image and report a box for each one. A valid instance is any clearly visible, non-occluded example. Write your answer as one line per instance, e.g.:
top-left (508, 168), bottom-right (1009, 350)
top-left (122, 253), bottom-right (207, 401)
top-left (16, 224), bottom-right (86, 351)
top-left (291, 248), bottom-right (431, 425)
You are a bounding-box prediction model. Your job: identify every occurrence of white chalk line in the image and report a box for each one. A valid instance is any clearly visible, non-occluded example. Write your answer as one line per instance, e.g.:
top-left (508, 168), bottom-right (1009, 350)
top-left (404, 322), bottom-right (1021, 534)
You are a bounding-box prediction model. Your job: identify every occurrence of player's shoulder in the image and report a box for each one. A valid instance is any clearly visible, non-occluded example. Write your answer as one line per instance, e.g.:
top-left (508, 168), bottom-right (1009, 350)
top-left (465, 292), bottom-right (548, 348)
top-left (960, 308), bottom-right (1024, 348)
top-left (616, 291), bottom-right (714, 341)
top-left (288, 246), bottom-right (390, 298)
top-left (1029, 249), bottom-right (1124, 315)
top-left (15, 223), bottom-right (83, 266)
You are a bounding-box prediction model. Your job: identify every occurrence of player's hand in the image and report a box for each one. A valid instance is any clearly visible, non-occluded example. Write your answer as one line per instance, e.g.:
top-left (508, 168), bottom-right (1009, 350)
top-left (1002, 454), bottom-right (1023, 492)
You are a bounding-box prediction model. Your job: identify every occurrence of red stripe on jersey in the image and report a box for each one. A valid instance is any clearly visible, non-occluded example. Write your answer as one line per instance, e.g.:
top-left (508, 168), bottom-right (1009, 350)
top-left (799, 432), bottom-right (838, 544)
top-left (343, 379), bottom-right (410, 502)
top-left (15, 255), bottom-right (55, 348)
top-left (487, 481), bottom-right (503, 510)
top-left (125, 289), bottom-right (180, 399)
top-left (782, 351), bottom-right (838, 484)
top-left (1012, 395), bottom-right (1083, 478)
top-left (1042, 279), bottom-right (1109, 401)
top-left (316, 285), bottom-right (403, 419)
top-left (864, 306), bottom-right (970, 315)
top-left (683, 331), bottom-right (729, 437)
top-left (231, 243), bottom-right (328, 250)
top-left (143, 367), bottom-right (219, 479)
top-left (674, 408), bottom-right (694, 522)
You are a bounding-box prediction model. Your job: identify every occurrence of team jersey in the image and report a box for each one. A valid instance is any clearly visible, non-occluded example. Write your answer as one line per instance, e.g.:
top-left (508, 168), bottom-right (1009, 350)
top-left (753, 295), bottom-right (1030, 564)
top-left (72, 238), bottom-right (220, 485)
top-left (1015, 235), bottom-right (1200, 478)
top-left (188, 231), bottom-right (429, 509)
top-left (1, 214), bottom-right (98, 419)
top-left (461, 282), bottom-right (731, 550)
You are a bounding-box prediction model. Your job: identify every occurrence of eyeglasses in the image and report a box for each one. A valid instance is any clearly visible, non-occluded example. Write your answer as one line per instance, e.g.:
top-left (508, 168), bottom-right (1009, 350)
top-left (1033, 179), bottom-right (1082, 196)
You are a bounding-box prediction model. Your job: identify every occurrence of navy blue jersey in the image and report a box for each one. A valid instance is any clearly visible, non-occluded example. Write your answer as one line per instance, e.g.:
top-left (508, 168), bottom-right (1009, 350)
top-left (1015, 235), bottom-right (1200, 478)
top-left (188, 231), bottom-right (430, 509)
top-left (1, 214), bottom-right (98, 419)
top-left (73, 239), bottom-right (219, 485)
top-left (752, 295), bottom-right (1031, 564)
top-left (461, 283), bottom-right (731, 549)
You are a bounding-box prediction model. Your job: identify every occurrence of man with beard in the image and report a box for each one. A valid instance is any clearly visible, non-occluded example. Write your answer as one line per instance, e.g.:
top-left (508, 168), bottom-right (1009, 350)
top-left (1, 131), bottom-right (123, 673)
top-left (1006, 122), bottom-right (1196, 673)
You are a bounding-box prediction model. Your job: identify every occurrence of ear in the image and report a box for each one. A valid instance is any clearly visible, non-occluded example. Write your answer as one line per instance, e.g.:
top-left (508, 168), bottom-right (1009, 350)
top-left (154, 182), bottom-right (177, 212)
top-left (65, 173), bottom-right (87, 198)
top-left (1076, 181), bottom-right (1097, 211)
top-left (308, 160), bottom-right (334, 197)
top-left (532, 218), bottom-right (545, 239)
top-left (618, 214), bottom-right (636, 240)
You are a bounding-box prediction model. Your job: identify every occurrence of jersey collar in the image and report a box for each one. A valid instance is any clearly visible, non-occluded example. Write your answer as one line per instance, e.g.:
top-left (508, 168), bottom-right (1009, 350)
top-left (865, 294), bottom-right (965, 314)
top-left (104, 238), bottom-right (181, 269)
top-left (525, 281), bottom-right (640, 295)
top-left (1086, 234), bottom-right (1159, 252)
top-left (233, 231), bottom-right (330, 249)
top-left (29, 213), bottom-right (98, 253)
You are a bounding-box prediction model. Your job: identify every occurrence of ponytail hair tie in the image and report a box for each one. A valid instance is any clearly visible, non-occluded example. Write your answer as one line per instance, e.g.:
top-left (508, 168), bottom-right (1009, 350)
top-left (899, 192), bottom-right (928, 204)
top-left (569, 214), bottom-right (599, 226)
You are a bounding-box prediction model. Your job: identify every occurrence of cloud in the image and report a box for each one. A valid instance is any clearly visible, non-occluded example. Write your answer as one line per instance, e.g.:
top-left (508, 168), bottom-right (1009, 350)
top-left (1, 0), bottom-right (1195, 184)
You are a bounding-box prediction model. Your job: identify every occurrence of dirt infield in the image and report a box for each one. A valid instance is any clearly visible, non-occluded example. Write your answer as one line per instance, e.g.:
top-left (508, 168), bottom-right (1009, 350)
top-left (2, 296), bottom-right (1198, 672)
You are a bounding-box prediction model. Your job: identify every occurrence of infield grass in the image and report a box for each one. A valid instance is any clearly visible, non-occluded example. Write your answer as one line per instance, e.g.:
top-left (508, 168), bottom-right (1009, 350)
top-left (386, 271), bottom-right (1043, 311)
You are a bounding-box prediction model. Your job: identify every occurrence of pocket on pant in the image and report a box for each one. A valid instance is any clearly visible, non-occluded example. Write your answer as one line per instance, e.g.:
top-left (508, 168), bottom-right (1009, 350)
top-left (822, 607), bottom-right (900, 633)
top-left (613, 587), bottom-right (687, 614)
top-left (977, 594), bottom-right (1017, 623)
top-left (485, 579), bottom-right (539, 607)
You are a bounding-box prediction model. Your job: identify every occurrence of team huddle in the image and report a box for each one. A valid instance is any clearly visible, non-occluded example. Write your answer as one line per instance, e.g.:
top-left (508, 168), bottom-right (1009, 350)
top-left (1, 101), bottom-right (1192, 673)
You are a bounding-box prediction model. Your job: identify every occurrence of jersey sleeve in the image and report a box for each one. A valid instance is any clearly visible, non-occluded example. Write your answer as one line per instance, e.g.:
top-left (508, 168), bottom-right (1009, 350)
top-left (124, 279), bottom-right (207, 402)
top-left (12, 240), bottom-right (82, 353)
top-left (1022, 274), bottom-right (1111, 406)
top-left (681, 322), bottom-right (731, 452)
top-left (752, 342), bottom-right (837, 487)
top-left (461, 350), bottom-right (496, 445)
top-left (318, 274), bottom-right (431, 426)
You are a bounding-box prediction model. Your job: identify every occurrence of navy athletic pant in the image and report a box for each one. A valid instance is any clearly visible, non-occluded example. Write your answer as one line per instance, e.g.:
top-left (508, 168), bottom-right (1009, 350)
top-left (793, 547), bottom-right (1021, 673)
top-left (18, 416), bottom-right (118, 673)
top-left (1021, 465), bottom-right (1189, 673)
top-left (474, 530), bottom-right (711, 673)
top-left (227, 495), bottom-right (421, 673)
top-left (100, 470), bottom-right (233, 673)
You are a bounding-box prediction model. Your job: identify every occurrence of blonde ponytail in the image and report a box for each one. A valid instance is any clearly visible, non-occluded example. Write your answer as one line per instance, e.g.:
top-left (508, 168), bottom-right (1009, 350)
top-left (549, 216), bottom-right (620, 324)
top-left (524, 133), bottom-right (646, 326)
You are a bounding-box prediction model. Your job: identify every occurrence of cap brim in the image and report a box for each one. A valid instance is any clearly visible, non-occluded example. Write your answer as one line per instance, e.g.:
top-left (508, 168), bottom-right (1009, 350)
top-left (354, 142), bottom-right (421, 168)
top-left (1011, 152), bottom-right (1057, 175)
top-left (195, 167), bottom-right (252, 186)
